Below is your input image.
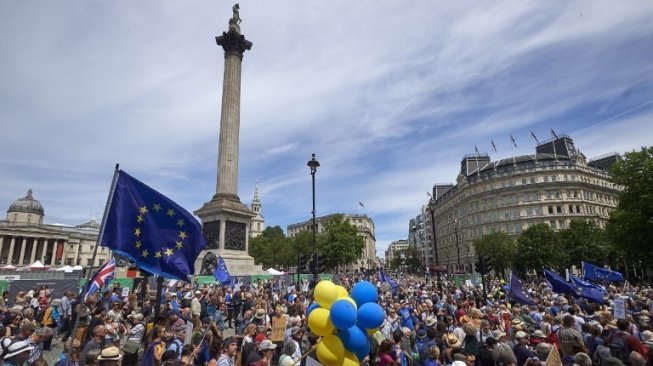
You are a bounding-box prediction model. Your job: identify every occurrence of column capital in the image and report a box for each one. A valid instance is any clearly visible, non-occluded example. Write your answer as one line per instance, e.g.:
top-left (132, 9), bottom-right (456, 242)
top-left (216, 29), bottom-right (252, 58)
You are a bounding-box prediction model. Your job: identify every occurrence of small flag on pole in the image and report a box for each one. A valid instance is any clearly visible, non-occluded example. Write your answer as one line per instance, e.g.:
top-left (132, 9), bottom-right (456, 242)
top-left (491, 139), bottom-right (497, 153)
top-left (551, 129), bottom-right (559, 139)
top-left (474, 145), bottom-right (480, 155)
top-left (358, 201), bottom-right (365, 208)
top-left (426, 191), bottom-right (432, 198)
top-left (530, 131), bottom-right (539, 144)
top-left (83, 258), bottom-right (116, 300)
top-left (510, 134), bottom-right (517, 148)
top-left (214, 256), bottom-right (231, 284)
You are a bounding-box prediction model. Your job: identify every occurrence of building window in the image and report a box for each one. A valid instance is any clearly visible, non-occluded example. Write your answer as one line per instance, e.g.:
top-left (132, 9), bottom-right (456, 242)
top-left (87, 259), bottom-right (93, 266)
top-left (569, 205), bottom-right (574, 213)
top-left (548, 206), bottom-right (554, 214)
top-left (531, 177), bottom-right (537, 184)
top-left (556, 206), bottom-right (562, 214)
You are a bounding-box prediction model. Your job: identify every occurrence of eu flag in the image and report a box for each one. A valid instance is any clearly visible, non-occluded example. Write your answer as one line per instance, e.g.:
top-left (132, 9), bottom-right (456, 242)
top-left (380, 271), bottom-right (398, 295)
top-left (100, 170), bottom-right (207, 280)
top-left (582, 262), bottom-right (624, 282)
top-left (544, 269), bottom-right (579, 295)
top-left (569, 274), bottom-right (605, 303)
top-left (214, 256), bottom-right (231, 284)
top-left (509, 272), bottom-right (535, 305)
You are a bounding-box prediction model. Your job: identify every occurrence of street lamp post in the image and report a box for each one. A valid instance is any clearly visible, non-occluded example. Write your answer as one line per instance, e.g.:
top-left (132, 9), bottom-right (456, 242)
top-left (454, 219), bottom-right (461, 272)
top-left (307, 154), bottom-right (320, 280)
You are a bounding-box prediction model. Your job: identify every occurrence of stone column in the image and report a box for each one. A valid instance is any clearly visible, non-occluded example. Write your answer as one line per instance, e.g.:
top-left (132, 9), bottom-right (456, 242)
top-left (7, 237), bottom-right (16, 265)
top-left (42, 239), bottom-right (49, 263)
top-left (30, 238), bottom-right (39, 264)
top-left (214, 27), bottom-right (252, 201)
top-left (50, 240), bottom-right (58, 266)
top-left (73, 243), bottom-right (80, 266)
top-left (0, 236), bottom-right (4, 263)
top-left (18, 237), bottom-right (27, 265)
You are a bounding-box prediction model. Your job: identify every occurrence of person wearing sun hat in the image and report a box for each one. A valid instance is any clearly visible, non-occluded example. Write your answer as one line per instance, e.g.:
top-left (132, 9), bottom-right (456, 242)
top-left (3, 340), bottom-right (35, 366)
top-left (97, 346), bottom-right (123, 366)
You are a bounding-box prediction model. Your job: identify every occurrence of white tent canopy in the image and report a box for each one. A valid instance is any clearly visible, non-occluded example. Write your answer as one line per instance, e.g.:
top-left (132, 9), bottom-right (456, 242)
top-left (266, 268), bottom-right (285, 276)
top-left (28, 260), bottom-right (46, 268)
top-left (56, 265), bottom-right (74, 273)
top-left (71, 265), bottom-right (83, 271)
top-left (0, 264), bottom-right (17, 270)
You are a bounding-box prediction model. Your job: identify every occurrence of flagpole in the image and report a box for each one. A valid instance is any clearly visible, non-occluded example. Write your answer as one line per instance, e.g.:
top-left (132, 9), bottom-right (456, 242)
top-left (65, 163), bottom-right (120, 365)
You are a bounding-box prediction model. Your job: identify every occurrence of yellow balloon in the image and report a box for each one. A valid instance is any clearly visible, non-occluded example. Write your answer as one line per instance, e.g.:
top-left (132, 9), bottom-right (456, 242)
top-left (341, 296), bottom-right (357, 310)
top-left (367, 328), bottom-right (379, 336)
top-left (342, 351), bottom-right (359, 366)
top-left (317, 334), bottom-right (345, 366)
top-left (315, 280), bottom-right (339, 309)
top-left (308, 308), bottom-right (335, 336)
top-left (336, 285), bottom-right (349, 299)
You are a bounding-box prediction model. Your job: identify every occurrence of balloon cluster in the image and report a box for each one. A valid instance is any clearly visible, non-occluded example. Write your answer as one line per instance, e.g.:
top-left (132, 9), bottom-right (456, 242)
top-left (307, 280), bottom-right (384, 366)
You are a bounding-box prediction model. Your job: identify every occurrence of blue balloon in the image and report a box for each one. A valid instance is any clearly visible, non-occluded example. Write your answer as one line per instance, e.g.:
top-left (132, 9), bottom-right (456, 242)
top-left (350, 281), bottom-right (377, 306)
top-left (330, 299), bottom-right (357, 330)
top-left (339, 325), bottom-right (368, 355)
top-left (357, 302), bottom-right (384, 329)
top-left (306, 302), bottom-right (320, 317)
top-left (355, 339), bottom-right (370, 360)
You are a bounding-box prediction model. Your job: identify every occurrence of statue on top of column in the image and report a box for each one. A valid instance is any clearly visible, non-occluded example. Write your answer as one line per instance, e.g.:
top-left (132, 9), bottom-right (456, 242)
top-left (229, 4), bottom-right (242, 33)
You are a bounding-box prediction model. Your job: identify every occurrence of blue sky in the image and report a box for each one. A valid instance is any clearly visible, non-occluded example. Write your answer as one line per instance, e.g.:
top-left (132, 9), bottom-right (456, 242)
top-left (1, 1), bottom-right (652, 257)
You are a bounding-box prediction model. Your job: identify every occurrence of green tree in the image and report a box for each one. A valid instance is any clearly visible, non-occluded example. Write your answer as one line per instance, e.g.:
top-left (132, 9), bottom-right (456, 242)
top-left (248, 226), bottom-right (291, 268)
top-left (473, 231), bottom-right (516, 276)
top-left (555, 220), bottom-right (610, 271)
top-left (607, 146), bottom-right (653, 266)
top-left (513, 224), bottom-right (557, 275)
top-left (316, 214), bottom-right (365, 271)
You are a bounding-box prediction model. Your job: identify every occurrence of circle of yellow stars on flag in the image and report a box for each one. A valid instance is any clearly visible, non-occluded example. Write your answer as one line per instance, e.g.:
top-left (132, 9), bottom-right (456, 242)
top-left (133, 202), bottom-right (188, 264)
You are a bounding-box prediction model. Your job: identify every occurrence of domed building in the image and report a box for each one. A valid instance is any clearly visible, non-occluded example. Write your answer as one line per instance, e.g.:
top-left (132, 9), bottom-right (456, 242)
top-left (0, 190), bottom-right (111, 268)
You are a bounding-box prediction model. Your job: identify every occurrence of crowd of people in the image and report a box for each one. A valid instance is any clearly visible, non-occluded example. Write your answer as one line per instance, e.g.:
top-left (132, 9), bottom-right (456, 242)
top-left (0, 273), bottom-right (652, 366)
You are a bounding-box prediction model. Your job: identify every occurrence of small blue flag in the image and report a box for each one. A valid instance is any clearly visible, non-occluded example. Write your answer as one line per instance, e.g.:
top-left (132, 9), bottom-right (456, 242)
top-left (100, 170), bottom-right (207, 280)
top-left (544, 269), bottom-right (579, 295)
top-left (582, 262), bottom-right (624, 282)
top-left (570, 274), bottom-right (605, 303)
top-left (509, 272), bottom-right (535, 305)
top-left (380, 271), bottom-right (398, 295)
top-left (214, 256), bottom-right (231, 284)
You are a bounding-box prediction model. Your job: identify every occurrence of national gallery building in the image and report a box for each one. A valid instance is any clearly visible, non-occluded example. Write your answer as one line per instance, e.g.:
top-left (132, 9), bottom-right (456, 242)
top-left (0, 190), bottom-right (111, 268)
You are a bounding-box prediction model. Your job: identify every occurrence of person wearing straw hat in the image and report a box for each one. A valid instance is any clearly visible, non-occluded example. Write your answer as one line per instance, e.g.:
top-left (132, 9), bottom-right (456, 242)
top-left (97, 346), bottom-right (123, 366)
top-left (2, 340), bottom-right (35, 366)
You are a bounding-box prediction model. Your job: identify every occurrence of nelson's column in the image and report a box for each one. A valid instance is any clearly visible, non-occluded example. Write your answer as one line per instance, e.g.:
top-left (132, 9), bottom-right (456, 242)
top-left (195, 4), bottom-right (261, 276)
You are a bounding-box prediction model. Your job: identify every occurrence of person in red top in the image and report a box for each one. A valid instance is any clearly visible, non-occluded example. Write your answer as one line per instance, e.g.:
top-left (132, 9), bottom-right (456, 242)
top-left (608, 319), bottom-right (644, 356)
top-left (377, 339), bottom-right (398, 366)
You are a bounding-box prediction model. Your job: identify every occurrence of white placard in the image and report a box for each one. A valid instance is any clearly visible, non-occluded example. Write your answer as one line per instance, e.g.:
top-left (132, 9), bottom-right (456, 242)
top-left (613, 297), bottom-right (626, 319)
top-left (0, 275), bottom-right (21, 282)
top-left (122, 287), bottom-right (130, 297)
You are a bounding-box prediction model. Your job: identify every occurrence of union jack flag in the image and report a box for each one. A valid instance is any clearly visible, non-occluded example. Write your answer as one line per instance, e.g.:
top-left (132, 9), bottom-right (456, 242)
top-left (84, 257), bottom-right (116, 299)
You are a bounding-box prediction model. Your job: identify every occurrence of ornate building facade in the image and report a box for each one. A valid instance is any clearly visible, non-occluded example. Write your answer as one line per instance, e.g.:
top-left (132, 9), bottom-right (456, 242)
top-left (287, 213), bottom-right (377, 271)
top-left (0, 190), bottom-right (112, 267)
top-left (249, 184), bottom-right (265, 238)
top-left (421, 135), bottom-right (622, 274)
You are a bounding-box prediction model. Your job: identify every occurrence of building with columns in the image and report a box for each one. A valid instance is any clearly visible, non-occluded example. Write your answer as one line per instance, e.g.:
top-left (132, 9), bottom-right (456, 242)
top-left (0, 190), bottom-right (112, 267)
top-left (384, 239), bottom-right (409, 263)
top-left (419, 135), bottom-right (622, 274)
top-left (287, 213), bottom-right (377, 271)
top-left (249, 184), bottom-right (265, 238)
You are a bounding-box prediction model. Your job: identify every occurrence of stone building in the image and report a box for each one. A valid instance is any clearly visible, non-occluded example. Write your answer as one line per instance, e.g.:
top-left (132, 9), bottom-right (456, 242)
top-left (0, 190), bottom-right (111, 268)
top-left (249, 184), bottom-right (265, 238)
top-left (421, 135), bottom-right (622, 274)
top-left (385, 239), bottom-right (409, 263)
top-left (287, 214), bottom-right (377, 271)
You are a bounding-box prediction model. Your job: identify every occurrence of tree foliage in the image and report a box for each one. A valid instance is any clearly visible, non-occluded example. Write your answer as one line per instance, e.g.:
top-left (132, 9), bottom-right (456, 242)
top-left (248, 226), bottom-right (292, 269)
top-left (473, 231), bottom-right (516, 276)
top-left (317, 214), bottom-right (365, 270)
top-left (555, 220), bottom-right (610, 271)
top-left (248, 216), bottom-right (365, 272)
top-left (607, 146), bottom-right (653, 266)
top-left (513, 224), bottom-right (558, 276)
top-left (388, 246), bottom-right (421, 273)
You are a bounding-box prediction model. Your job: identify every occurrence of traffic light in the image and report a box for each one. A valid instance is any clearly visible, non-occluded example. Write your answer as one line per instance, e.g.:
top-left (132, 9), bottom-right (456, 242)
top-left (313, 253), bottom-right (326, 274)
top-left (484, 256), bottom-right (493, 273)
top-left (475, 255), bottom-right (486, 275)
top-left (298, 254), bottom-right (309, 272)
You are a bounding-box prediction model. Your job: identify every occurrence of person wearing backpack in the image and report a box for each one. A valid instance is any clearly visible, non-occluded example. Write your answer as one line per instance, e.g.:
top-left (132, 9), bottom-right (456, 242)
top-left (607, 319), bottom-right (644, 365)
